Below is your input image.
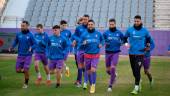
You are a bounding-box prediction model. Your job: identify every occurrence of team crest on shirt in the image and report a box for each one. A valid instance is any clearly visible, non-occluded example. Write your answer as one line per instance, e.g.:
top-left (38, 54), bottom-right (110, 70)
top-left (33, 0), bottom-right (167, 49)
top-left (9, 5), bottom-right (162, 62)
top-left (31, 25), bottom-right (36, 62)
top-left (95, 34), bottom-right (98, 37)
top-left (133, 31), bottom-right (136, 35)
top-left (116, 34), bottom-right (119, 37)
top-left (27, 36), bottom-right (30, 39)
top-left (42, 36), bottom-right (45, 39)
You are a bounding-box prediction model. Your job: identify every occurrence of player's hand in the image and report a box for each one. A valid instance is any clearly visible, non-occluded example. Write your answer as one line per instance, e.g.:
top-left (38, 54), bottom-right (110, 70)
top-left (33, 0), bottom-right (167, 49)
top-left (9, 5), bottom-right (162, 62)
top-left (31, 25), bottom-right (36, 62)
top-left (72, 40), bottom-right (76, 47)
top-left (98, 44), bottom-right (102, 48)
top-left (29, 47), bottom-right (32, 52)
top-left (125, 43), bottom-right (130, 49)
top-left (8, 47), bottom-right (13, 52)
top-left (83, 40), bottom-right (87, 45)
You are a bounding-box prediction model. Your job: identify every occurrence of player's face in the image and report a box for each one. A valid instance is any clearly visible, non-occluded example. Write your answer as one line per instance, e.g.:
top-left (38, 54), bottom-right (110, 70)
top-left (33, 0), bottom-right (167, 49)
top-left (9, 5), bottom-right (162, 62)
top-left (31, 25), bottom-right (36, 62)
top-left (21, 23), bottom-right (28, 31)
top-left (88, 22), bottom-right (95, 30)
top-left (61, 24), bottom-right (67, 30)
top-left (36, 27), bottom-right (43, 33)
top-left (83, 17), bottom-right (89, 25)
top-left (134, 19), bottom-right (142, 26)
top-left (53, 28), bottom-right (60, 36)
top-left (109, 22), bottom-right (116, 28)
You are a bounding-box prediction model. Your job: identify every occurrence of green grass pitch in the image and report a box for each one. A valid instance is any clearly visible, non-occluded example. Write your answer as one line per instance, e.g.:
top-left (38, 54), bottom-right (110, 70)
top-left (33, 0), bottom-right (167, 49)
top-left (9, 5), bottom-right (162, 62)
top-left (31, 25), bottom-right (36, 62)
top-left (0, 55), bottom-right (170, 96)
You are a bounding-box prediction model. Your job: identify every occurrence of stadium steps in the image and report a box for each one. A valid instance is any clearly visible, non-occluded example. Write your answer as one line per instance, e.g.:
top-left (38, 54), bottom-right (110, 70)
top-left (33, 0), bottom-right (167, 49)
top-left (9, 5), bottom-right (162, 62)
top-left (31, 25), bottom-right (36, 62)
top-left (153, 0), bottom-right (170, 29)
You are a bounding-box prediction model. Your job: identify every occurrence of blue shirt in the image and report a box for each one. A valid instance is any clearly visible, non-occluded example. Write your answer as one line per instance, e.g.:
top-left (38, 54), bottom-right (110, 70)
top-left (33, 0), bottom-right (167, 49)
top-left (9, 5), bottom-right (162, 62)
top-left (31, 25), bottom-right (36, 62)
top-left (145, 38), bottom-right (155, 57)
top-left (61, 29), bottom-right (72, 53)
top-left (103, 29), bottom-right (124, 53)
top-left (80, 29), bottom-right (104, 54)
top-left (12, 31), bottom-right (36, 56)
top-left (48, 35), bottom-right (67, 60)
top-left (125, 27), bottom-right (151, 55)
top-left (34, 32), bottom-right (49, 53)
top-left (73, 25), bottom-right (87, 51)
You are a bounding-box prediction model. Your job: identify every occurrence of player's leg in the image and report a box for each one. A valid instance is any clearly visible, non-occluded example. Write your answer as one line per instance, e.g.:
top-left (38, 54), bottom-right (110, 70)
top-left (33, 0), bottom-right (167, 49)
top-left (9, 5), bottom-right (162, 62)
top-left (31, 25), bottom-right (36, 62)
top-left (81, 52), bottom-right (88, 89)
top-left (75, 51), bottom-right (83, 87)
top-left (63, 52), bottom-right (70, 77)
top-left (143, 57), bottom-right (153, 87)
top-left (23, 56), bottom-right (32, 88)
top-left (74, 53), bottom-right (80, 84)
top-left (55, 60), bottom-right (64, 88)
top-left (16, 56), bottom-right (25, 73)
top-left (130, 55), bottom-right (143, 94)
top-left (105, 53), bottom-right (111, 75)
top-left (89, 58), bottom-right (99, 94)
top-left (49, 60), bottom-right (56, 74)
top-left (41, 54), bottom-right (51, 86)
top-left (108, 53), bottom-right (119, 92)
top-left (34, 53), bottom-right (42, 85)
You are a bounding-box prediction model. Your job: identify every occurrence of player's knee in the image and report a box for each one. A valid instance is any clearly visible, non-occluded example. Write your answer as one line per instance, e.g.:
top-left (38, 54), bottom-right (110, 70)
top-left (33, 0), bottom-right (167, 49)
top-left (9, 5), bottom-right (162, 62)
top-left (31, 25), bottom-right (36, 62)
top-left (78, 64), bottom-right (83, 68)
top-left (16, 69), bottom-right (20, 73)
top-left (91, 67), bottom-right (96, 72)
top-left (144, 70), bottom-right (149, 74)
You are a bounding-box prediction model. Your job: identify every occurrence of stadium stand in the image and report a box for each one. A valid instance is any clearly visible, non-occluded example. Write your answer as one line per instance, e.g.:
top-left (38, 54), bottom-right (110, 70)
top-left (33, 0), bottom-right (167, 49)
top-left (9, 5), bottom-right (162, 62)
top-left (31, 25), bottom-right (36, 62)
top-left (24, 0), bottom-right (155, 28)
top-left (154, 0), bottom-right (170, 29)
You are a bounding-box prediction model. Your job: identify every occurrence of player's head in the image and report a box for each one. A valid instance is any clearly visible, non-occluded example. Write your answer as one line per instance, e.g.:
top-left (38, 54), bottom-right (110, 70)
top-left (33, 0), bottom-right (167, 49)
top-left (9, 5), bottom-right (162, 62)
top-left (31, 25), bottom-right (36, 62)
top-left (21, 20), bottom-right (29, 32)
top-left (36, 24), bottom-right (44, 33)
top-left (109, 18), bottom-right (116, 28)
top-left (77, 17), bottom-right (83, 25)
top-left (60, 20), bottom-right (67, 30)
top-left (52, 25), bottom-right (60, 36)
top-left (83, 14), bottom-right (90, 25)
top-left (87, 19), bottom-right (95, 30)
top-left (134, 15), bottom-right (142, 27)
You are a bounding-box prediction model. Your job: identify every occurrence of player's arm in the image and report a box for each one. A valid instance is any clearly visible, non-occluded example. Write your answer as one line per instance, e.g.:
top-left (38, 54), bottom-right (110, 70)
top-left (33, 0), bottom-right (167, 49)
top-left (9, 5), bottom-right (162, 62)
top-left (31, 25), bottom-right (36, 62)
top-left (40, 34), bottom-right (49, 48)
top-left (99, 33), bottom-right (104, 48)
top-left (124, 30), bottom-right (130, 48)
top-left (9, 34), bottom-right (18, 51)
top-left (63, 38), bottom-right (68, 56)
top-left (150, 38), bottom-right (155, 51)
top-left (71, 34), bottom-right (79, 47)
top-left (120, 31), bottom-right (125, 45)
top-left (30, 34), bottom-right (37, 51)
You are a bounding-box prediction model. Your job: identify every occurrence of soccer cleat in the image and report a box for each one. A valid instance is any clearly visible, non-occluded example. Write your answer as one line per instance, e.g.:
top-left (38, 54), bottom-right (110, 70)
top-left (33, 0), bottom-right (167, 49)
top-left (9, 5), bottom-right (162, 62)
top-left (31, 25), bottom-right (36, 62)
top-left (65, 66), bottom-right (70, 77)
top-left (22, 84), bottom-right (28, 89)
top-left (35, 77), bottom-right (42, 85)
top-left (107, 87), bottom-right (112, 92)
top-left (46, 80), bottom-right (51, 86)
top-left (83, 83), bottom-right (87, 90)
top-left (130, 88), bottom-right (138, 95)
top-left (90, 84), bottom-right (95, 94)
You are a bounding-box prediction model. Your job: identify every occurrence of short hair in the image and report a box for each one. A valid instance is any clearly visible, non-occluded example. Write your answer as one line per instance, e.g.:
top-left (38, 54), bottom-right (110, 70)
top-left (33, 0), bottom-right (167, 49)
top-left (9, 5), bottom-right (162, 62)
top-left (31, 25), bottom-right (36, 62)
top-left (60, 20), bottom-right (67, 25)
top-left (83, 14), bottom-right (90, 18)
top-left (88, 19), bottom-right (95, 24)
top-left (36, 24), bottom-right (43, 28)
top-left (134, 15), bottom-right (141, 20)
top-left (22, 20), bottom-right (29, 26)
top-left (52, 25), bottom-right (60, 29)
top-left (109, 18), bottom-right (116, 23)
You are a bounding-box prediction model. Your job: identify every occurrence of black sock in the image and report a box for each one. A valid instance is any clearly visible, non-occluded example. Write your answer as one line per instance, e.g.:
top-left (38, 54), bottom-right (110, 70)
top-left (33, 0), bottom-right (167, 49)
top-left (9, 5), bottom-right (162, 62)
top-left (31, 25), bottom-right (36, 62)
top-left (25, 78), bottom-right (29, 85)
top-left (147, 74), bottom-right (152, 82)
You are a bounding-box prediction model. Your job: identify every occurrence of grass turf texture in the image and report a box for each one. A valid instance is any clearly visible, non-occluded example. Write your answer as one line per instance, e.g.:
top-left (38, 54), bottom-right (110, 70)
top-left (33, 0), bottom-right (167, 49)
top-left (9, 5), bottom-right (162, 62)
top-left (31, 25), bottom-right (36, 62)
top-left (0, 55), bottom-right (170, 96)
